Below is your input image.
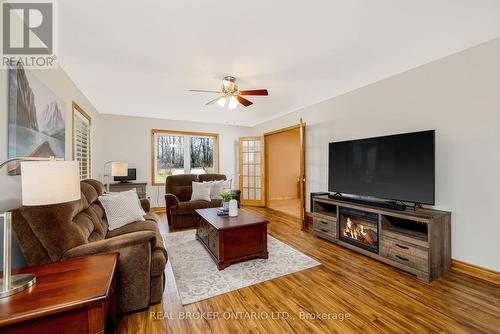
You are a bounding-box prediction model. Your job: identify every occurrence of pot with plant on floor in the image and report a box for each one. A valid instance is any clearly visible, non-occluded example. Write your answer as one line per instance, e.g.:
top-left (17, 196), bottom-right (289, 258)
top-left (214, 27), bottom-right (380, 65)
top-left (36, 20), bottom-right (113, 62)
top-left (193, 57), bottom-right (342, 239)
top-left (220, 191), bottom-right (233, 211)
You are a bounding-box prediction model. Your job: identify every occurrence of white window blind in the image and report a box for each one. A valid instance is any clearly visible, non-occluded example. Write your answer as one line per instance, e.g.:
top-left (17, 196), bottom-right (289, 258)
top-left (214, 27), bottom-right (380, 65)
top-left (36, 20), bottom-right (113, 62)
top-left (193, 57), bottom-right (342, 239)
top-left (73, 103), bottom-right (91, 180)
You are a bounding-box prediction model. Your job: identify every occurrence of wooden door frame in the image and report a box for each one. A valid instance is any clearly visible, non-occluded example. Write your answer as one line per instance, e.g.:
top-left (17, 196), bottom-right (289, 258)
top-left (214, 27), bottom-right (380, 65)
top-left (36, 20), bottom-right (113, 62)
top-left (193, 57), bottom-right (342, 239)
top-left (299, 119), bottom-right (306, 228)
top-left (263, 120), bottom-right (306, 222)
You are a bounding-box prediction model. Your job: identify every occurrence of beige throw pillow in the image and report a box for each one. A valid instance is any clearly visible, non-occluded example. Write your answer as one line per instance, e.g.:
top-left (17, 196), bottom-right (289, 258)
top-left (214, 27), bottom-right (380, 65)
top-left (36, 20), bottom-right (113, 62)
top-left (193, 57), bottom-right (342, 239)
top-left (190, 181), bottom-right (212, 202)
top-left (104, 189), bottom-right (145, 213)
top-left (205, 180), bottom-right (224, 200)
top-left (99, 190), bottom-right (146, 231)
top-left (222, 179), bottom-right (232, 191)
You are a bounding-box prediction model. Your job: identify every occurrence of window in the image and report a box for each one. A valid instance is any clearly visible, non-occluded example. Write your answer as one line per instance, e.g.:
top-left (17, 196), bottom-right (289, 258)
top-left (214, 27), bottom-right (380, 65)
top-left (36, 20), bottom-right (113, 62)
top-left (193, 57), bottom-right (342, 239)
top-left (72, 102), bottom-right (91, 180)
top-left (152, 129), bottom-right (219, 185)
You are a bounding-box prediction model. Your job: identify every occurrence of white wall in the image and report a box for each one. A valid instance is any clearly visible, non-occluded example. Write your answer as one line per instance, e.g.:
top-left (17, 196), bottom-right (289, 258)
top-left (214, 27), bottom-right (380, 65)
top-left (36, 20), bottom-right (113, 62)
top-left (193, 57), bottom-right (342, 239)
top-left (0, 66), bottom-right (102, 267)
top-left (95, 114), bottom-right (251, 208)
top-left (252, 38), bottom-right (500, 271)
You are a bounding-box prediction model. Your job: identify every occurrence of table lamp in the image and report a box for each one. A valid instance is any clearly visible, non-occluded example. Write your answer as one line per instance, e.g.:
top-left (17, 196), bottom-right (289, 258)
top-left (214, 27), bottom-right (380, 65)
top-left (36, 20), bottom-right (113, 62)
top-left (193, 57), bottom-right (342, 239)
top-left (0, 157), bottom-right (80, 298)
top-left (103, 161), bottom-right (128, 191)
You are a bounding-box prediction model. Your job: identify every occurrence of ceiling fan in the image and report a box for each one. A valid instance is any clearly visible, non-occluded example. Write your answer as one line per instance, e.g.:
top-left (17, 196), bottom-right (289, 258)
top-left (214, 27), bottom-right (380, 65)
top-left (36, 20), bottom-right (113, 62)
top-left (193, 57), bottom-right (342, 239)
top-left (189, 76), bottom-right (268, 109)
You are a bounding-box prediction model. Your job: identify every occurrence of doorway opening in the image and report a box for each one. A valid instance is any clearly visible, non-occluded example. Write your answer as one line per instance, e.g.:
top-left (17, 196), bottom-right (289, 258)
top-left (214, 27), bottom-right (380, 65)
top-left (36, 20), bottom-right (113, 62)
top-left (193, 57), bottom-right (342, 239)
top-left (264, 125), bottom-right (303, 219)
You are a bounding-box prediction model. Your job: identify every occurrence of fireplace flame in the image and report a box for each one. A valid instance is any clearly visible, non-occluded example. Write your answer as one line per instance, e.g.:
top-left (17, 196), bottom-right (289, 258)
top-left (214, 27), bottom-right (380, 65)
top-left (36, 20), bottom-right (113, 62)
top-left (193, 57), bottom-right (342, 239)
top-left (342, 217), bottom-right (377, 246)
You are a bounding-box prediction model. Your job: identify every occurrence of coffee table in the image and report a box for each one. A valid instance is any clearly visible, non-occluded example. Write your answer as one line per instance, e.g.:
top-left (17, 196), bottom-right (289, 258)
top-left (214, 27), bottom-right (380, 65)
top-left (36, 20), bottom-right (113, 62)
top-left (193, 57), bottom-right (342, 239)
top-left (195, 208), bottom-right (269, 270)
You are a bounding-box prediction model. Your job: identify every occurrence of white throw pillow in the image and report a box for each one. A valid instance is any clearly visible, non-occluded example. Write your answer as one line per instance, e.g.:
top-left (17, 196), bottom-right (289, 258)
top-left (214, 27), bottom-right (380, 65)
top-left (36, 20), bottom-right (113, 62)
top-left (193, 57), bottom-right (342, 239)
top-left (105, 189), bottom-right (136, 196)
top-left (99, 191), bottom-right (146, 230)
top-left (206, 180), bottom-right (225, 200)
top-left (222, 179), bottom-right (232, 191)
top-left (190, 181), bottom-right (212, 202)
top-left (104, 189), bottom-right (145, 212)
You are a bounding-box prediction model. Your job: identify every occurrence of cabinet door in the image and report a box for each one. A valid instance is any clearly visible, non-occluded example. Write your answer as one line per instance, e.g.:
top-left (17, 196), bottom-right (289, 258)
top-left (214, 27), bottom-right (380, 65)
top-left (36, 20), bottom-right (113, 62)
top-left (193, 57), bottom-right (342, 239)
top-left (238, 136), bottom-right (265, 206)
top-left (198, 220), bottom-right (209, 244)
top-left (208, 226), bottom-right (219, 257)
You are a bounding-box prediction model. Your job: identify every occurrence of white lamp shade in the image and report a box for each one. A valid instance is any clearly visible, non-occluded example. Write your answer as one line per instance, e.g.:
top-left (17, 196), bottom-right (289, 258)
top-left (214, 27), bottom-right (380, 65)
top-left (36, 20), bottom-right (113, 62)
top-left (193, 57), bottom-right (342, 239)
top-left (111, 162), bottom-right (128, 176)
top-left (21, 161), bottom-right (81, 206)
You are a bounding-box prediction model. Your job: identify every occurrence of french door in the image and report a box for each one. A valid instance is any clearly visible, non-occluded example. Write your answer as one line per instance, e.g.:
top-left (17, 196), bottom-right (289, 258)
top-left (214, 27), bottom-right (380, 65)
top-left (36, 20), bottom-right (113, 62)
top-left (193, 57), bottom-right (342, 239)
top-left (238, 136), bottom-right (265, 206)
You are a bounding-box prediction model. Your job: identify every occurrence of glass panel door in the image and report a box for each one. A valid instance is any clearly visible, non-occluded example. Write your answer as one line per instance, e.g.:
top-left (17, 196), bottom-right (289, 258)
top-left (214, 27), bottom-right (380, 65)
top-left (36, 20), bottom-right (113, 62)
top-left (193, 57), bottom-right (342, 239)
top-left (239, 136), bottom-right (265, 206)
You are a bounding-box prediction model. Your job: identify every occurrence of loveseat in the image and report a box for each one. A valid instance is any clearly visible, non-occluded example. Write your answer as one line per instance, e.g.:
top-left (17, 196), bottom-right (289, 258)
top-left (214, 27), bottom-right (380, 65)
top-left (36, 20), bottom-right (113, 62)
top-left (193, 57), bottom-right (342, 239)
top-left (11, 179), bottom-right (167, 314)
top-left (165, 174), bottom-right (240, 229)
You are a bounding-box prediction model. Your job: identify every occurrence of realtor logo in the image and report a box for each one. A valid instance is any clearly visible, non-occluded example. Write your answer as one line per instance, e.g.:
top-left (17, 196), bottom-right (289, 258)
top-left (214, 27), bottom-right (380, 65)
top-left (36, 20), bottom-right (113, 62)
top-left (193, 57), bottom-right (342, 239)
top-left (1, 0), bottom-right (57, 68)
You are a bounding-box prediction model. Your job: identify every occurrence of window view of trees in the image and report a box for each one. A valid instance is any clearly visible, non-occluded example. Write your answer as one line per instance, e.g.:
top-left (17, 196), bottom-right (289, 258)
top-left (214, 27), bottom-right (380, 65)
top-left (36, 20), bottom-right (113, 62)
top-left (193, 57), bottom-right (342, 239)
top-left (153, 131), bottom-right (218, 184)
top-left (155, 135), bottom-right (184, 183)
top-left (191, 137), bottom-right (215, 174)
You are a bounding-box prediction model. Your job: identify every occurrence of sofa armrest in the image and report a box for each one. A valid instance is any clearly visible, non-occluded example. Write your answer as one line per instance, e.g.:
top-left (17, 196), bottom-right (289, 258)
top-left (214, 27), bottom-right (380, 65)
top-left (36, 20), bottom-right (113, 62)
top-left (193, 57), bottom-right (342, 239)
top-left (165, 193), bottom-right (179, 227)
top-left (231, 189), bottom-right (241, 202)
top-left (165, 193), bottom-right (179, 209)
top-left (140, 198), bottom-right (151, 212)
top-left (62, 231), bottom-right (156, 260)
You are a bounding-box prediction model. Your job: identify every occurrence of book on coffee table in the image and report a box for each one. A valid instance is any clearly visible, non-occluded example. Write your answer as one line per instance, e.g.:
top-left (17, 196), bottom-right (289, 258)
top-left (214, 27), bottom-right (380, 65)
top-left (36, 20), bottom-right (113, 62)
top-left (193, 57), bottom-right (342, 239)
top-left (217, 208), bottom-right (229, 216)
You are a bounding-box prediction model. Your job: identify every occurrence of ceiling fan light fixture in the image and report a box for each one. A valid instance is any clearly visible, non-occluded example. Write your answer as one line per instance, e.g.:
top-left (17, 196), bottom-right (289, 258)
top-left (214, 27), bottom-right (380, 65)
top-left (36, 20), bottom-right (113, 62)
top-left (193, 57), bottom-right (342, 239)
top-left (190, 76), bottom-right (268, 108)
top-left (228, 96), bottom-right (238, 109)
top-left (217, 97), bottom-right (227, 107)
top-left (222, 76), bottom-right (237, 93)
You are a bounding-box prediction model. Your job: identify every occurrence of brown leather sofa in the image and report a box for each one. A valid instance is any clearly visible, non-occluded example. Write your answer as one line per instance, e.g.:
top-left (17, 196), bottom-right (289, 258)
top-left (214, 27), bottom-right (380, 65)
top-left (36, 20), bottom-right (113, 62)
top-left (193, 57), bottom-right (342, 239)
top-left (165, 174), bottom-right (240, 229)
top-left (11, 179), bottom-right (167, 314)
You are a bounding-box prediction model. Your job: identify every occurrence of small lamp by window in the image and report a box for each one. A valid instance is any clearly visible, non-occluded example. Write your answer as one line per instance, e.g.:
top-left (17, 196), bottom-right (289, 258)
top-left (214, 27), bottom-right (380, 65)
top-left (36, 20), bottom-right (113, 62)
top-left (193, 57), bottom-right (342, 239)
top-left (103, 161), bottom-right (128, 191)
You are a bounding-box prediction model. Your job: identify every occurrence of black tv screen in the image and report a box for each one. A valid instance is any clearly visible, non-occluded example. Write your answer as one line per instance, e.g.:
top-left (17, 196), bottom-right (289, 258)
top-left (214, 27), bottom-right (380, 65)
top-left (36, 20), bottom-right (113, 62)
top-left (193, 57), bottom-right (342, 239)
top-left (328, 130), bottom-right (435, 204)
top-left (114, 168), bottom-right (136, 182)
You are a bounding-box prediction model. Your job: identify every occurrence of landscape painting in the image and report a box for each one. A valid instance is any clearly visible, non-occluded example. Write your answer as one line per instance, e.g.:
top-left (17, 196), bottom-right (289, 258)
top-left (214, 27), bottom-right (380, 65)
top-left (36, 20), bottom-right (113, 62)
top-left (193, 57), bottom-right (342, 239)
top-left (8, 65), bottom-right (65, 175)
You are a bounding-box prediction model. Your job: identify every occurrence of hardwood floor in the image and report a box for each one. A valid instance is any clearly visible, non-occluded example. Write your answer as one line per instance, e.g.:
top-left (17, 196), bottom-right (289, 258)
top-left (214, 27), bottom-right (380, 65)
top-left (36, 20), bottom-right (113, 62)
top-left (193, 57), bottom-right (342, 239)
top-left (118, 207), bottom-right (500, 334)
top-left (267, 198), bottom-right (302, 219)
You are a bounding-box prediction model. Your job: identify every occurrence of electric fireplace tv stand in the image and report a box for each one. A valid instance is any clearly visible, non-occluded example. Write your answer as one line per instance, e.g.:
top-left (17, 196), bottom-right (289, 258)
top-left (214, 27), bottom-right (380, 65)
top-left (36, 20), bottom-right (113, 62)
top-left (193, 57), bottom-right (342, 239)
top-left (311, 195), bottom-right (451, 282)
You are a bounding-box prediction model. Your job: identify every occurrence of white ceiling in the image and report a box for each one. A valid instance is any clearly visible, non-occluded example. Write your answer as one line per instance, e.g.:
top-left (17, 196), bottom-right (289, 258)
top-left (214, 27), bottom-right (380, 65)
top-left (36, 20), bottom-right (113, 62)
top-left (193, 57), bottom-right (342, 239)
top-left (59, 1), bottom-right (500, 126)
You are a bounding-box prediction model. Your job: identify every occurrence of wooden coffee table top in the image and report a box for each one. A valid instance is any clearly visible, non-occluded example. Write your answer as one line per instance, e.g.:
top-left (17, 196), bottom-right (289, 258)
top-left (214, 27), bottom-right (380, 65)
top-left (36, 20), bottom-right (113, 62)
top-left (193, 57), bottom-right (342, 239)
top-left (196, 208), bottom-right (268, 230)
top-left (0, 253), bottom-right (118, 328)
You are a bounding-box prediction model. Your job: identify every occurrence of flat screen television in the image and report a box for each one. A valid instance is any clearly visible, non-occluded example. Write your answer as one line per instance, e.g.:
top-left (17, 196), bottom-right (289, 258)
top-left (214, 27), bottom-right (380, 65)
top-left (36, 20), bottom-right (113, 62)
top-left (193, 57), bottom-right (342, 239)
top-left (328, 130), bottom-right (435, 205)
top-left (114, 168), bottom-right (136, 183)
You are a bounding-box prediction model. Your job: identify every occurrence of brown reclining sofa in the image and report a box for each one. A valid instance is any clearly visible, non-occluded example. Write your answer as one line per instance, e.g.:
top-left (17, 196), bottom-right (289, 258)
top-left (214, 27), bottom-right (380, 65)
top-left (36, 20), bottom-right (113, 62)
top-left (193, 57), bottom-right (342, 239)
top-left (11, 179), bottom-right (167, 314)
top-left (165, 174), bottom-right (240, 229)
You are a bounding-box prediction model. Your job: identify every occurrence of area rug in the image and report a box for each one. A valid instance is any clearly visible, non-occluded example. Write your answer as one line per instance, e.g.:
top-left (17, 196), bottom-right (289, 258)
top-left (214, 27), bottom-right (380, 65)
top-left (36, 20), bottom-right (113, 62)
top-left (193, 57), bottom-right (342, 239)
top-left (163, 230), bottom-right (321, 305)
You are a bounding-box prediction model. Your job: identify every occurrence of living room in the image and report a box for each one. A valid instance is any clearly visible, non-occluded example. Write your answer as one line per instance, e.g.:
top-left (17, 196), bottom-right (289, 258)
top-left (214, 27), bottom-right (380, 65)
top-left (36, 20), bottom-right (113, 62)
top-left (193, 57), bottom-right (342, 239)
top-left (1, 1), bottom-right (500, 333)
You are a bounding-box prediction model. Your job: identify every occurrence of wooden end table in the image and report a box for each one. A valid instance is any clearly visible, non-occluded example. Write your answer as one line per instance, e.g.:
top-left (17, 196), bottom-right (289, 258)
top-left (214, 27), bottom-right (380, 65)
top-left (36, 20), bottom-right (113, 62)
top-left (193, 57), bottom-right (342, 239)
top-left (0, 253), bottom-right (118, 334)
top-left (195, 208), bottom-right (269, 270)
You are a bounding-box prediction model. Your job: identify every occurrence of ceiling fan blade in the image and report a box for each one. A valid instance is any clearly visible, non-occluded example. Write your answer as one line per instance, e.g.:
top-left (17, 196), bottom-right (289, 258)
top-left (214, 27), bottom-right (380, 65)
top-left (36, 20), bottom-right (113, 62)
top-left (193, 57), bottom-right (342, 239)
top-left (205, 97), bottom-right (221, 105)
top-left (236, 95), bottom-right (253, 107)
top-left (189, 89), bottom-right (222, 94)
top-left (238, 89), bottom-right (268, 96)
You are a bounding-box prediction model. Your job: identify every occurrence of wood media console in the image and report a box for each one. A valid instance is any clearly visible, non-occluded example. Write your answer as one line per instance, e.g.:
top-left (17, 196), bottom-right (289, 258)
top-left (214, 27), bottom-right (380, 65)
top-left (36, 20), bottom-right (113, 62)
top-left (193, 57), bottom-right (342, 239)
top-left (311, 195), bottom-right (451, 282)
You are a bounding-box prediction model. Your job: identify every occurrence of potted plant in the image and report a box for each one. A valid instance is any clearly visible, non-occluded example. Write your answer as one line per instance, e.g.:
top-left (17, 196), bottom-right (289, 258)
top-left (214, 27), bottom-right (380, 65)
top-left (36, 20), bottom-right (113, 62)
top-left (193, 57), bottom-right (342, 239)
top-left (220, 191), bottom-right (233, 211)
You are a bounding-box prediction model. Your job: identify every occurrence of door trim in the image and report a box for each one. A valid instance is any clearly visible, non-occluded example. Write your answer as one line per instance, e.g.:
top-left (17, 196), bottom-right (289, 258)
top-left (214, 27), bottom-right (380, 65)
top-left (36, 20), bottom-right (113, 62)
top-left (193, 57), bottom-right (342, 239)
top-left (299, 119), bottom-right (306, 228)
top-left (264, 124), bottom-right (301, 137)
